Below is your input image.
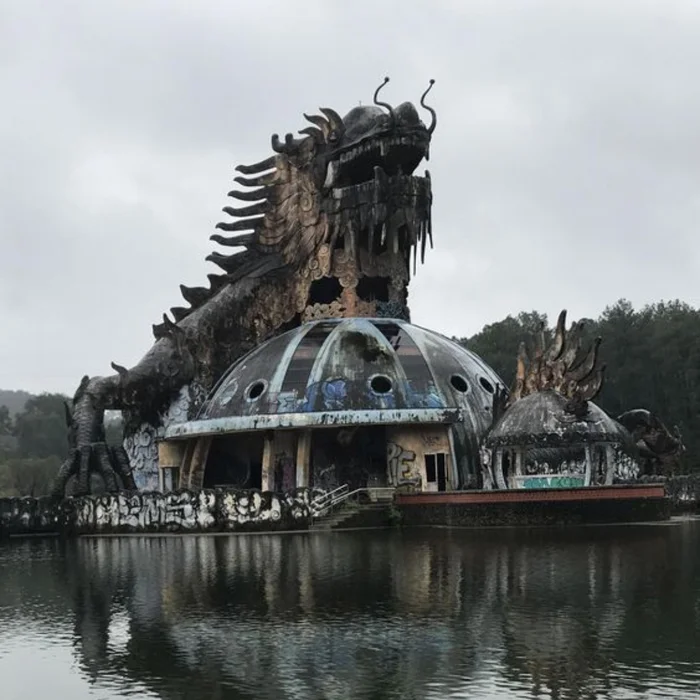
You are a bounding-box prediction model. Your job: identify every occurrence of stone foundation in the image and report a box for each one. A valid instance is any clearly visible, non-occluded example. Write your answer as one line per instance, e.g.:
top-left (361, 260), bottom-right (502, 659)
top-left (0, 488), bottom-right (317, 537)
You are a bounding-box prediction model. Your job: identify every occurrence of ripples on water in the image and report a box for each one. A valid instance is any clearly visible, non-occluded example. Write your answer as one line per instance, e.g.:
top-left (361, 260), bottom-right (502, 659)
top-left (1, 520), bottom-right (700, 699)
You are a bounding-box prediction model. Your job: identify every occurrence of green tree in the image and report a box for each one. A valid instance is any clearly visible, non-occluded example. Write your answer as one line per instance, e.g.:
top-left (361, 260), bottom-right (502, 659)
top-left (13, 393), bottom-right (70, 460)
top-left (0, 456), bottom-right (61, 498)
top-left (459, 299), bottom-right (700, 472)
top-left (456, 310), bottom-right (550, 388)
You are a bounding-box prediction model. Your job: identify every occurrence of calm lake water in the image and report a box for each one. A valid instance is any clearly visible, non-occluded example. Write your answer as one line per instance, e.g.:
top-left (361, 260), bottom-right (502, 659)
top-left (1, 521), bottom-right (700, 699)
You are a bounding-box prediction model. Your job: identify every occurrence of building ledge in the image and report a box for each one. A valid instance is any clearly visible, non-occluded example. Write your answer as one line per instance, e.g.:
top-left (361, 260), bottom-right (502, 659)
top-left (164, 408), bottom-right (462, 440)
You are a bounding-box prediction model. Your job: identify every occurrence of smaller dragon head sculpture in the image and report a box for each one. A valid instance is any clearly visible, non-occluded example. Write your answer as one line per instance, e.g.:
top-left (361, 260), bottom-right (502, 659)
top-left (507, 309), bottom-right (606, 416)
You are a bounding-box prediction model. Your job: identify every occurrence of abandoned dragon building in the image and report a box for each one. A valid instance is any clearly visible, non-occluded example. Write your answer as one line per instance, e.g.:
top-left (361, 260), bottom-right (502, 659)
top-left (50, 79), bottom-right (682, 503)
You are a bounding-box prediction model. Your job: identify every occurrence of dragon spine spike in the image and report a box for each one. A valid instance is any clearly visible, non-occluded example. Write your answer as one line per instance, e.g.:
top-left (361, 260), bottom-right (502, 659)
top-left (206, 273), bottom-right (228, 290)
top-left (222, 202), bottom-right (269, 217)
top-left (205, 251), bottom-right (250, 273)
top-left (227, 187), bottom-right (269, 201)
top-left (235, 156), bottom-right (277, 175)
top-left (215, 216), bottom-right (264, 232)
top-left (180, 285), bottom-right (210, 306)
top-left (234, 172), bottom-right (277, 188)
top-left (169, 307), bottom-right (189, 322)
top-left (210, 232), bottom-right (255, 248)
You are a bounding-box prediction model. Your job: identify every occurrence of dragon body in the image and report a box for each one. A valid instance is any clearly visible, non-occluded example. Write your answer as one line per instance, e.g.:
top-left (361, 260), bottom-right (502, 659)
top-left (53, 79), bottom-right (437, 495)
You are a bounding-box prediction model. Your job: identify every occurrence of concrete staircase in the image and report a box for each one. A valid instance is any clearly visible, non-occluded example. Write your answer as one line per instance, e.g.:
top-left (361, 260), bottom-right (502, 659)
top-left (310, 502), bottom-right (393, 531)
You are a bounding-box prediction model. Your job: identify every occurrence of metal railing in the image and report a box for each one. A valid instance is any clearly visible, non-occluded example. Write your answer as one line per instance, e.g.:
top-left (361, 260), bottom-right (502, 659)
top-left (311, 485), bottom-right (395, 518)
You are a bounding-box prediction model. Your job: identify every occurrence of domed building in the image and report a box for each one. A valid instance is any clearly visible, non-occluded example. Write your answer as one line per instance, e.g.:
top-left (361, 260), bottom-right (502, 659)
top-left (160, 317), bottom-right (503, 494)
top-left (483, 390), bottom-right (637, 489)
top-left (480, 310), bottom-right (641, 490)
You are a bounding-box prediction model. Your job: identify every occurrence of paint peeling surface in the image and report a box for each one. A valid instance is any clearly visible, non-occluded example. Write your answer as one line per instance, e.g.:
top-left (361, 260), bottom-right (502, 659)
top-left (165, 408), bottom-right (461, 438)
top-left (124, 385), bottom-right (195, 490)
top-left (170, 318), bottom-right (504, 486)
top-left (197, 318), bottom-right (502, 419)
top-left (0, 488), bottom-right (317, 536)
top-left (486, 391), bottom-right (631, 447)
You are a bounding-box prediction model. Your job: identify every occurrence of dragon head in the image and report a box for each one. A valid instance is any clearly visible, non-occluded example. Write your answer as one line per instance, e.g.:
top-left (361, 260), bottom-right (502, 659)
top-left (210, 77), bottom-right (436, 321)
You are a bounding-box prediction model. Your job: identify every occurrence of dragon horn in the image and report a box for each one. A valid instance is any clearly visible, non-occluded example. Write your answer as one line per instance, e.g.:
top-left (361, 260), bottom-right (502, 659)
top-left (420, 79), bottom-right (437, 135)
top-left (373, 76), bottom-right (396, 129)
top-left (319, 107), bottom-right (344, 134)
top-left (271, 133), bottom-right (303, 154)
top-left (303, 113), bottom-right (331, 140)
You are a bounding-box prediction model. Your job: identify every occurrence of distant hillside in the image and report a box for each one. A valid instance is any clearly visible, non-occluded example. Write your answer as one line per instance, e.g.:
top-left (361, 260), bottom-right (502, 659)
top-left (0, 389), bottom-right (33, 416)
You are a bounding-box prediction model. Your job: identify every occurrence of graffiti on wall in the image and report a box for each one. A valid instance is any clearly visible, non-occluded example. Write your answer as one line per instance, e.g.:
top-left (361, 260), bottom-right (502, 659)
top-left (274, 453), bottom-right (296, 492)
top-left (387, 442), bottom-right (421, 488)
top-left (123, 384), bottom-right (199, 491)
top-left (0, 488), bottom-right (319, 537)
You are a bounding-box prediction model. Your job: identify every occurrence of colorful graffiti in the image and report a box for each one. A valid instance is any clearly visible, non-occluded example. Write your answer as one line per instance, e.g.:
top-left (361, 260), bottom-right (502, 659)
top-left (387, 442), bottom-right (421, 488)
top-left (521, 476), bottom-right (586, 490)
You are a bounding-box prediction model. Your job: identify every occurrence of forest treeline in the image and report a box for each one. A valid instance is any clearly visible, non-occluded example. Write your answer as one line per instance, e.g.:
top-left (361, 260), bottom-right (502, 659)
top-left (457, 298), bottom-right (700, 471)
top-left (0, 395), bottom-right (121, 498)
top-left (1, 297), bottom-right (698, 496)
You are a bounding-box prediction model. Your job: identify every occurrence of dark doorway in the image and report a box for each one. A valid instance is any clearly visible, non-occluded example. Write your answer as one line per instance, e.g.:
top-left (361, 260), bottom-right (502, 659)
top-left (425, 453), bottom-right (448, 492)
top-left (436, 454), bottom-right (447, 492)
top-left (204, 433), bottom-right (264, 489)
top-left (310, 426), bottom-right (387, 491)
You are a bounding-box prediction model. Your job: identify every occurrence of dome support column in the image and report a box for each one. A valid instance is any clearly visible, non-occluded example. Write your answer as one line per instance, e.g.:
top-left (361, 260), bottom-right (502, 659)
top-left (604, 444), bottom-right (616, 485)
top-left (261, 434), bottom-right (274, 491)
top-left (296, 430), bottom-right (312, 489)
top-left (584, 444), bottom-right (593, 486)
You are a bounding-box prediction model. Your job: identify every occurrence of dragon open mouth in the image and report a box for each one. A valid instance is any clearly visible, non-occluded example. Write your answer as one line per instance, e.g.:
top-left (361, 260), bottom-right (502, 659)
top-left (325, 132), bottom-right (430, 189)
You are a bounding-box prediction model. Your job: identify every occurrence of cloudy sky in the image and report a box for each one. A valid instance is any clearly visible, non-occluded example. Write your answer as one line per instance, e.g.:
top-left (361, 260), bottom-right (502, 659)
top-left (2, 0), bottom-right (699, 394)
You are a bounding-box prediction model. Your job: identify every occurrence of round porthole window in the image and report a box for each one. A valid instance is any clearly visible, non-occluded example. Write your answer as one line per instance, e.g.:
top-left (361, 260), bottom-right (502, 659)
top-left (370, 374), bottom-right (393, 394)
top-left (479, 376), bottom-right (495, 394)
top-left (246, 380), bottom-right (268, 401)
top-left (450, 374), bottom-right (469, 393)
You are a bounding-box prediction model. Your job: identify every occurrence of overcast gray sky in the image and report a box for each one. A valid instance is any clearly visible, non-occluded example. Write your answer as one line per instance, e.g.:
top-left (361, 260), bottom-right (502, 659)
top-left (2, 0), bottom-right (699, 394)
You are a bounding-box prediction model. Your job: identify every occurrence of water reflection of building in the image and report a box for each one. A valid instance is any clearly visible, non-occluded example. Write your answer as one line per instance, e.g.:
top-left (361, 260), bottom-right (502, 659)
top-left (31, 525), bottom-right (696, 700)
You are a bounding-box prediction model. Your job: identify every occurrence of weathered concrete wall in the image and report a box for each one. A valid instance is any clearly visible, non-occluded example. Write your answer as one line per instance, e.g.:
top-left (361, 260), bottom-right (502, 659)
top-left (0, 488), bottom-right (317, 538)
top-left (397, 495), bottom-right (672, 527)
top-left (657, 475), bottom-right (700, 511)
top-left (386, 425), bottom-right (452, 491)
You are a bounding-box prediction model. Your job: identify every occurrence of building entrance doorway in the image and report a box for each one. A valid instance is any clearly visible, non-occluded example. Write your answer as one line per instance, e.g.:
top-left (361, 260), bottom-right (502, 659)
top-left (310, 426), bottom-right (387, 491)
top-left (425, 453), bottom-right (448, 492)
top-left (203, 433), bottom-right (263, 489)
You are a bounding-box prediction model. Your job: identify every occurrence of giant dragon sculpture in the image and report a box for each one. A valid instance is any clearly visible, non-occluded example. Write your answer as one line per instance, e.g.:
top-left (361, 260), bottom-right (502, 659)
top-left (52, 78), bottom-right (437, 496)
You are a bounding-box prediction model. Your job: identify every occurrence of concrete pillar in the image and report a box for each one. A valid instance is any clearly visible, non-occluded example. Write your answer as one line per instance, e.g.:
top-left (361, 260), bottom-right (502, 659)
top-left (158, 440), bottom-right (186, 492)
top-left (186, 437), bottom-right (213, 490)
top-left (261, 433), bottom-right (274, 492)
top-left (177, 442), bottom-right (196, 489)
top-left (495, 449), bottom-right (508, 490)
top-left (584, 444), bottom-right (593, 486)
top-left (605, 444), bottom-right (616, 485)
top-left (296, 430), bottom-right (312, 488)
top-left (514, 449), bottom-right (523, 478)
